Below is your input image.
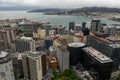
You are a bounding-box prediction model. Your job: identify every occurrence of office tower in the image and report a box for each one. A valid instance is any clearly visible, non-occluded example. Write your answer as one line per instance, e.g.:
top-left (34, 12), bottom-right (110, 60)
top-left (33, 28), bottom-right (41, 38)
top-left (18, 23), bottom-right (34, 37)
top-left (57, 46), bottom-right (69, 72)
top-left (82, 47), bottom-right (113, 80)
top-left (15, 36), bottom-right (35, 53)
top-left (42, 23), bottom-right (52, 36)
top-left (52, 26), bottom-right (65, 35)
top-left (17, 54), bottom-right (24, 78)
top-left (22, 51), bottom-right (47, 80)
top-left (69, 22), bottom-right (75, 31)
top-left (91, 20), bottom-right (101, 33)
top-left (82, 22), bottom-right (86, 29)
top-left (0, 51), bottom-right (15, 80)
top-left (39, 30), bottom-right (46, 38)
top-left (58, 26), bottom-right (65, 35)
top-left (67, 42), bottom-right (86, 65)
top-left (87, 35), bottom-right (120, 70)
top-left (56, 38), bottom-right (69, 72)
top-left (0, 28), bottom-right (16, 51)
top-left (33, 28), bottom-right (46, 39)
top-left (75, 24), bottom-right (81, 32)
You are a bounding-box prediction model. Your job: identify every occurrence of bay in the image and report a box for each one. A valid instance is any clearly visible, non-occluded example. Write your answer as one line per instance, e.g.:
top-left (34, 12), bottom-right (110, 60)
top-left (0, 11), bottom-right (120, 28)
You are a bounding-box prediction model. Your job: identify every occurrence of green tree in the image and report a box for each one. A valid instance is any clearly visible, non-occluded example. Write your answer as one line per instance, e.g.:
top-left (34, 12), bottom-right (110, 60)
top-left (52, 68), bottom-right (82, 80)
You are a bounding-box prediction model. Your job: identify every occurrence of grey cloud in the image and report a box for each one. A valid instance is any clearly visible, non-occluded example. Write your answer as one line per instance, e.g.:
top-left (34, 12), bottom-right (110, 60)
top-left (0, 0), bottom-right (120, 8)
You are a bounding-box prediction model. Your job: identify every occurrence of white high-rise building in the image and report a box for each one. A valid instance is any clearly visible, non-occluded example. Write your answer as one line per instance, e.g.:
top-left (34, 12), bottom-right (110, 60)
top-left (0, 28), bottom-right (16, 51)
top-left (57, 47), bottom-right (69, 72)
top-left (15, 36), bottom-right (36, 52)
top-left (22, 51), bottom-right (47, 80)
top-left (0, 51), bottom-right (15, 80)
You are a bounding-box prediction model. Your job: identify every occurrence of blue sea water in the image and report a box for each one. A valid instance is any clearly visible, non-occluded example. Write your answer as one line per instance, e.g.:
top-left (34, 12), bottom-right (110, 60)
top-left (0, 11), bottom-right (120, 28)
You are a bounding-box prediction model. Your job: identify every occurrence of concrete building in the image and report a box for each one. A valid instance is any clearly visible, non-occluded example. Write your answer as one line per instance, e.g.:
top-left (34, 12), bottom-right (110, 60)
top-left (69, 22), bottom-right (75, 31)
top-left (40, 30), bottom-right (46, 38)
top-left (87, 35), bottom-right (120, 70)
top-left (22, 51), bottom-right (47, 80)
top-left (67, 42), bottom-right (86, 65)
top-left (52, 26), bottom-right (65, 35)
top-left (33, 28), bottom-right (46, 39)
top-left (33, 28), bottom-right (41, 38)
top-left (15, 36), bottom-right (35, 53)
top-left (0, 28), bottom-right (16, 51)
top-left (91, 20), bottom-right (101, 33)
top-left (56, 46), bottom-right (69, 72)
top-left (0, 51), bottom-right (15, 80)
top-left (75, 24), bottom-right (82, 32)
top-left (56, 38), bottom-right (69, 72)
top-left (82, 47), bottom-right (113, 80)
top-left (18, 22), bottom-right (34, 37)
top-left (42, 23), bottom-right (52, 36)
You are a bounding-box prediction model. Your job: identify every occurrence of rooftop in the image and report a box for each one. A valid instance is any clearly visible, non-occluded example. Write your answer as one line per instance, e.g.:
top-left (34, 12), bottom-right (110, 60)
top-left (83, 47), bottom-right (113, 63)
top-left (0, 51), bottom-right (8, 58)
top-left (89, 34), bottom-right (110, 44)
top-left (68, 42), bottom-right (86, 48)
top-left (89, 34), bottom-right (120, 48)
top-left (20, 36), bottom-right (33, 41)
top-left (27, 51), bottom-right (45, 58)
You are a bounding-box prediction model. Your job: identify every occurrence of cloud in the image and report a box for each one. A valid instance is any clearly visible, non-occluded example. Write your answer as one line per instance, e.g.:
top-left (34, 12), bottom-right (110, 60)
top-left (0, 0), bottom-right (120, 8)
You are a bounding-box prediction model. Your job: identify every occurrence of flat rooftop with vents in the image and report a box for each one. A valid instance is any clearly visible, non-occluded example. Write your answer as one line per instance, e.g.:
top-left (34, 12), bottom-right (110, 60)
top-left (82, 47), bottom-right (113, 63)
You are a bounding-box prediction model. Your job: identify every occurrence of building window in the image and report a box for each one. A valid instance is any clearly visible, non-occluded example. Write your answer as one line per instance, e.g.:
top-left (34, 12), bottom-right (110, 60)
top-left (1, 72), bottom-right (5, 78)
top-left (119, 63), bottom-right (120, 69)
top-left (5, 65), bottom-right (8, 71)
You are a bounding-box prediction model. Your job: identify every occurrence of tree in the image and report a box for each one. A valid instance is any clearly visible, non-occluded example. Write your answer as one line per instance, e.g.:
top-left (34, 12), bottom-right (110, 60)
top-left (52, 68), bottom-right (82, 80)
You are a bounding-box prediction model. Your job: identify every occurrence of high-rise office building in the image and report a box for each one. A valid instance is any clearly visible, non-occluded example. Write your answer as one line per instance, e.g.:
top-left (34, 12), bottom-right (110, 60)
top-left (82, 22), bottom-right (86, 29)
top-left (15, 36), bottom-right (35, 53)
top-left (0, 51), bottom-right (15, 80)
top-left (57, 46), bottom-right (69, 72)
top-left (42, 23), bottom-right (52, 36)
top-left (74, 24), bottom-right (81, 32)
top-left (91, 20), bottom-right (101, 33)
top-left (22, 51), bottom-right (47, 80)
top-left (0, 28), bottom-right (16, 51)
top-left (52, 26), bottom-right (65, 35)
top-left (33, 28), bottom-right (46, 39)
top-left (87, 35), bottom-right (120, 70)
top-left (69, 22), bottom-right (75, 31)
top-left (82, 47), bottom-right (113, 80)
top-left (39, 30), bottom-right (46, 38)
top-left (56, 38), bottom-right (69, 72)
top-left (67, 42), bottom-right (86, 65)
top-left (18, 23), bottom-right (34, 37)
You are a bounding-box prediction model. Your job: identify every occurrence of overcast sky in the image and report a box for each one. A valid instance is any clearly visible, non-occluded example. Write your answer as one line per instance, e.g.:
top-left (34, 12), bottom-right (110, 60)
top-left (0, 0), bottom-right (120, 8)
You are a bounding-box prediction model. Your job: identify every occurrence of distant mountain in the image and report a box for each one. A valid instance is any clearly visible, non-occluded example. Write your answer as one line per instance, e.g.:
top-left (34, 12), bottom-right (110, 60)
top-left (28, 8), bottom-right (70, 12)
top-left (0, 7), bottom-right (41, 11)
top-left (28, 7), bottom-right (120, 14)
top-left (68, 7), bottom-right (120, 13)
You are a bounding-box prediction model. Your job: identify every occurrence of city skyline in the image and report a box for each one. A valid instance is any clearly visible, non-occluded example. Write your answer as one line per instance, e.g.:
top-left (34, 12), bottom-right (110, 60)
top-left (0, 0), bottom-right (120, 8)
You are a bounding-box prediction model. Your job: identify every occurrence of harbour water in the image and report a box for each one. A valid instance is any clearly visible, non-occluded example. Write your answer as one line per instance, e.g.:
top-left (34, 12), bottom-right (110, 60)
top-left (0, 11), bottom-right (120, 28)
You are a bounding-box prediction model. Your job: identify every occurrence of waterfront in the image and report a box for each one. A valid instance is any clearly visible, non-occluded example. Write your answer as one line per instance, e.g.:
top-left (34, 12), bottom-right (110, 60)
top-left (0, 11), bottom-right (120, 28)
